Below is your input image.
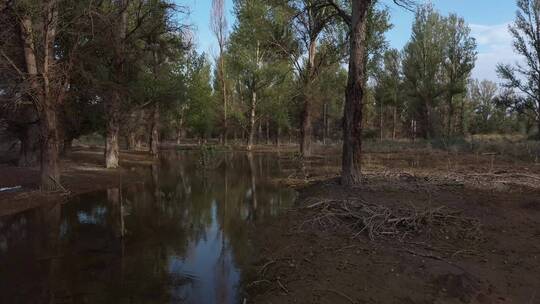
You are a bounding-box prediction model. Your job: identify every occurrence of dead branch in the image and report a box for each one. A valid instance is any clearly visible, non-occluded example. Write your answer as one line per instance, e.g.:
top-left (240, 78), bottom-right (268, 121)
top-left (302, 199), bottom-right (482, 241)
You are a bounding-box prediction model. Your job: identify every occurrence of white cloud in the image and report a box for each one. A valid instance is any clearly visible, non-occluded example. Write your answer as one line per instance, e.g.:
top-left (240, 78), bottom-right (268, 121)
top-left (469, 23), bottom-right (521, 82)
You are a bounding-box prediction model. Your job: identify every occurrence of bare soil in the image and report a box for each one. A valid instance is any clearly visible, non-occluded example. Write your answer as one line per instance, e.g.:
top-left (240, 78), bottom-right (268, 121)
top-left (245, 148), bottom-right (540, 304)
top-left (0, 147), bottom-right (154, 217)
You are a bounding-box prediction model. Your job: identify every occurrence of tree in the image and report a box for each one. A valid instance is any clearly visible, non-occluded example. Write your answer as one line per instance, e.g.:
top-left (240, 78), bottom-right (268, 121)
top-left (0, 0), bottom-right (92, 190)
top-left (442, 14), bottom-right (476, 137)
top-left (277, 0), bottom-right (343, 156)
top-left (184, 52), bottom-right (217, 141)
top-left (211, 0), bottom-right (230, 145)
top-left (324, 0), bottom-right (413, 185)
top-left (497, 0), bottom-right (540, 139)
top-left (468, 79), bottom-right (500, 133)
top-left (229, 0), bottom-right (290, 151)
top-left (402, 4), bottom-right (446, 139)
top-left (374, 49), bottom-right (402, 140)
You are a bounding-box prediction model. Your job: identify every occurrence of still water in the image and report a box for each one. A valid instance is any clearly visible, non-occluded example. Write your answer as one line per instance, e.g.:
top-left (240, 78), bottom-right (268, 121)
top-left (0, 151), bottom-right (297, 304)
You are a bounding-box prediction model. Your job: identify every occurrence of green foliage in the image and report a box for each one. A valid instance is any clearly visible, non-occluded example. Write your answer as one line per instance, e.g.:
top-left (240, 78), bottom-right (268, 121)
top-left (402, 4), bottom-right (477, 139)
top-left (184, 52), bottom-right (217, 138)
top-left (496, 0), bottom-right (540, 139)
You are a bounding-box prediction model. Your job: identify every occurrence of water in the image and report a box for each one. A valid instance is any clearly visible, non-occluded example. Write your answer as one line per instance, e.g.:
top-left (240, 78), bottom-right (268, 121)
top-left (0, 151), bottom-right (297, 304)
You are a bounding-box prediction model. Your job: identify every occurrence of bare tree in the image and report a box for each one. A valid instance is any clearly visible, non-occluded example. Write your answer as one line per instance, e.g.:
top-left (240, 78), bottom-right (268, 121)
top-left (211, 0), bottom-right (229, 145)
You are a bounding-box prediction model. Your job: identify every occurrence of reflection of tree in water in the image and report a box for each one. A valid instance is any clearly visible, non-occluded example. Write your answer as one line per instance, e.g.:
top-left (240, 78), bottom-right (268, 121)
top-left (0, 151), bottom-right (297, 304)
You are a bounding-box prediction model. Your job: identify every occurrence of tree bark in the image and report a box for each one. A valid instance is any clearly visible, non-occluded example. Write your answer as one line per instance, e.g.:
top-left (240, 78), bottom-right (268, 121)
top-left (247, 91), bottom-right (257, 151)
top-left (300, 98), bottom-right (313, 156)
top-left (392, 106), bottom-right (397, 140)
top-left (18, 17), bottom-right (41, 168)
top-left (300, 38), bottom-right (317, 157)
top-left (105, 92), bottom-right (120, 168)
top-left (276, 126), bottom-right (281, 147)
top-left (20, 3), bottom-right (62, 190)
top-left (266, 119), bottom-right (270, 145)
top-left (150, 103), bottom-right (159, 157)
top-left (61, 137), bottom-right (73, 156)
top-left (17, 110), bottom-right (40, 167)
top-left (106, 0), bottom-right (127, 168)
top-left (39, 103), bottom-right (60, 191)
top-left (379, 101), bottom-right (384, 142)
top-left (447, 95), bottom-right (454, 137)
top-left (341, 0), bottom-right (372, 186)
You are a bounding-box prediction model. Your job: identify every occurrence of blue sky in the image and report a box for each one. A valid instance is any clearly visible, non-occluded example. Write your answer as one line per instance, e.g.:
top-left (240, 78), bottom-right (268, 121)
top-left (180, 0), bottom-right (519, 81)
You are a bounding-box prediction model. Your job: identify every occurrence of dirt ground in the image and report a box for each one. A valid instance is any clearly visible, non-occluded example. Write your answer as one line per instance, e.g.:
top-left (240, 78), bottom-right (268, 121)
top-left (0, 147), bottom-right (155, 217)
top-left (245, 148), bottom-right (540, 304)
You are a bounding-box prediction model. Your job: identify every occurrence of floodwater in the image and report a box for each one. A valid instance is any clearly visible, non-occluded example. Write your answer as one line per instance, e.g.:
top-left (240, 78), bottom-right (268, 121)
top-left (0, 151), bottom-right (297, 304)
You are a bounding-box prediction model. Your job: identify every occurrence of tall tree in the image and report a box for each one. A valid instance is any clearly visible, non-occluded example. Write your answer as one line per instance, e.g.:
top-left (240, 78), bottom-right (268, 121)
top-left (402, 4), bottom-right (446, 139)
top-left (280, 0), bottom-right (342, 157)
top-left (211, 0), bottom-right (230, 145)
top-left (325, 0), bottom-right (412, 185)
top-left (374, 49), bottom-right (402, 140)
top-left (1, 0), bottom-right (89, 189)
top-left (229, 0), bottom-right (290, 151)
top-left (497, 0), bottom-right (540, 139)
top-left (104, 0), bottom-right (128, 168)
top-left (442, 14), bottom-right (476, 137)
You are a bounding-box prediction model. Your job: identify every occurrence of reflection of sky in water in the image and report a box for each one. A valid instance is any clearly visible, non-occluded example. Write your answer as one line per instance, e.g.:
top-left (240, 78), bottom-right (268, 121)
top-left (77, 206), bottom-right (107, 224)
top-left (168, 202), bottom-right (240, 304)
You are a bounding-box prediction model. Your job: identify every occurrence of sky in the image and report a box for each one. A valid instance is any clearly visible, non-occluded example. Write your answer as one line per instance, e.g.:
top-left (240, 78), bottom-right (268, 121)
top-left (181, 0), bottom-right (519, 82)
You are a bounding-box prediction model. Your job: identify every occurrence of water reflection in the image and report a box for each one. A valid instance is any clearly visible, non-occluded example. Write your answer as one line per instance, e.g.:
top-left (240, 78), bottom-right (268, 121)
top-left (0, 151), bottom-right (296, 304)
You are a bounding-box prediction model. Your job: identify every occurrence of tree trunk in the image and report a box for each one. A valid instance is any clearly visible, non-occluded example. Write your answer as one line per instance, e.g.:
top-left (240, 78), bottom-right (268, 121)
top-left (18, 117), bottom-right (40, 167)
top-left (266, 119), bottom-right (270, 145)
top-left (150, 103), bottom-right (159, 157)
top-left (127, 132), bottom-right (136, 150)
top-left (106, 0), bottom-right (127, 168)
top-left (18, 17), bottom-right (41, 168)
top-left (379, 101), bottom-right (384, 142)
top-left (537, 118), bottom-right (540, 141)
top-left (392, 106), bottom-right (397, 140)
top-left (300, 98), bottom-right (313, 157)
top-left (341, 0), bottom-right (372, 186)
top-left (322, 102), bottom-right (327, 145)
top-left (220, 55), bottom-right (228, 146)
top-left (276, 126), bottom-right (281, 147)
top-left (247, 91), bottom-right (257, 151)
top-left (300, 38), bottom-right (317, 157)
top-left (105, 92), bottom-right (120, 168)
top-left (447, 95), bottom-right (454, 137)
top-left (61, 138), bottom-right (73, 156)
top-left (40, 103), bottom-right (60, 191)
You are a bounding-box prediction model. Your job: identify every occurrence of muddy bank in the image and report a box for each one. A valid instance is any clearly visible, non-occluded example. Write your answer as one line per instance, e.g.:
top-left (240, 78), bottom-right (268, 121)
top-left (0, 147), bottom-right (155, 217)
top-left (245, 150), bottom-right (540, 304)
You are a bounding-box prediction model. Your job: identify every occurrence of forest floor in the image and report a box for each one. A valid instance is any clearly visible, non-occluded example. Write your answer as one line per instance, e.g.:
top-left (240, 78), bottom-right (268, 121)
top-left (0, 147), bottom-right (156, 217)
top-left (246, 146), bottom-right (540, 304)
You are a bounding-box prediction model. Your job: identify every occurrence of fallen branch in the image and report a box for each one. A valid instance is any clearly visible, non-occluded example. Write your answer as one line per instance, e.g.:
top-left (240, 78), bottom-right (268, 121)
top-left (302, 199), bottom-right (481, 241)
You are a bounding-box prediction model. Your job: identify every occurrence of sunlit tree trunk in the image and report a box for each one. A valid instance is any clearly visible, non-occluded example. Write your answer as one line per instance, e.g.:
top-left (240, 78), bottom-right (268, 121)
top-left (247, 91), bottom-right (257, 151)
top-left (106, 0), bottom-right (127, 168)
top-left (300, 39), bottom-right (317, 157)
top-left (150, 103), bottom-right (159, 157)
top-left (105, 93), bottom-right (120, 168)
